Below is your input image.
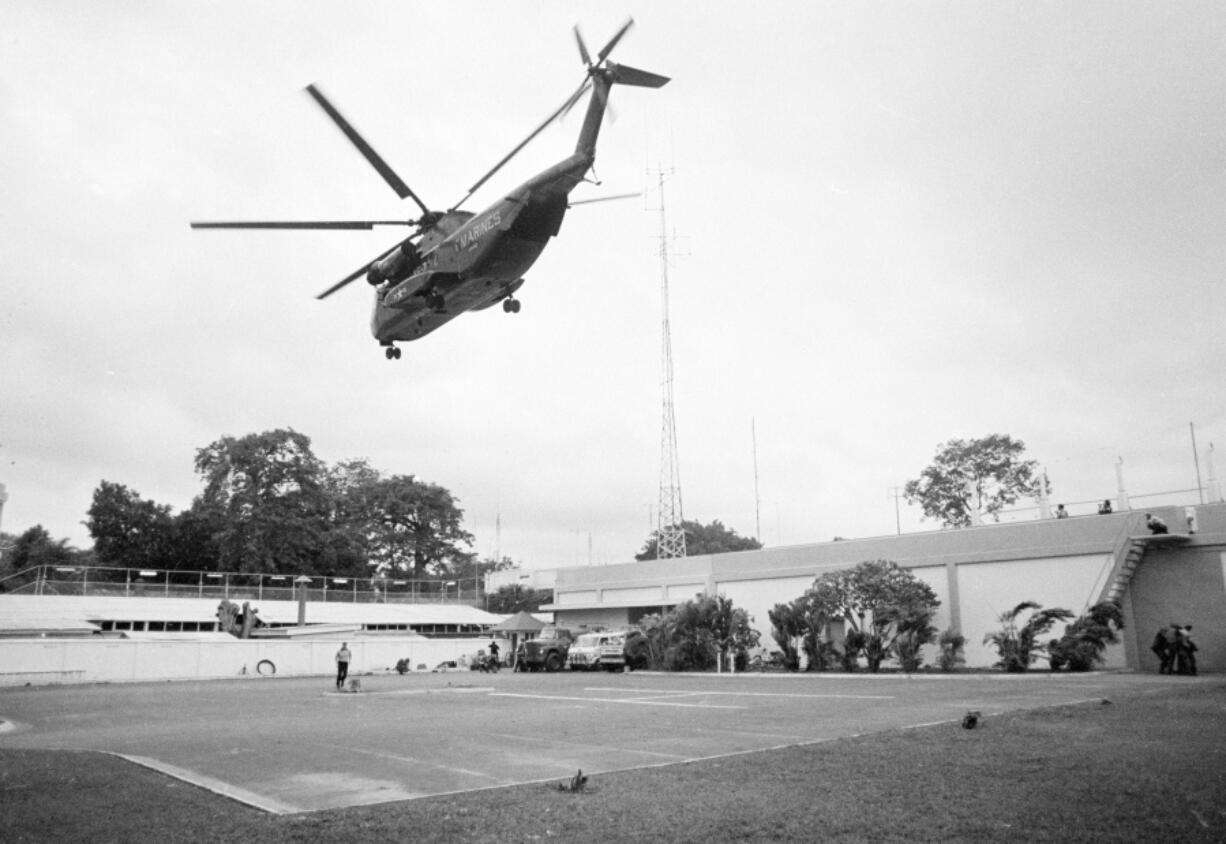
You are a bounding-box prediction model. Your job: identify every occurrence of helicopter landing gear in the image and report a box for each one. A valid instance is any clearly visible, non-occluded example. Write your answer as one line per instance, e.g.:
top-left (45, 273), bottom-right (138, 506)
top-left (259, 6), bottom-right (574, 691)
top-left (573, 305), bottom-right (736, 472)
top-left (383, 345), bottom-right (402, 360)
top-left (502, 297), bottom-right (521, 313)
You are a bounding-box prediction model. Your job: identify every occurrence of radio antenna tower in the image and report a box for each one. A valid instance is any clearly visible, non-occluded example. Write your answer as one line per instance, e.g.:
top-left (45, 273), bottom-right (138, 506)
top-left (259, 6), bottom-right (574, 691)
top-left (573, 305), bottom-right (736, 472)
top-left (651, 167), bottom-right (685, 559)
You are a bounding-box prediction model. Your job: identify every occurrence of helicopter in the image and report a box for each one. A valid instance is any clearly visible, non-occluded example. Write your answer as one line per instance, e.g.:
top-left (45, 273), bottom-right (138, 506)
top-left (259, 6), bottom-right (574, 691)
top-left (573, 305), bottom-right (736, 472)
top-left (192, 20), bottom-right (668, 359)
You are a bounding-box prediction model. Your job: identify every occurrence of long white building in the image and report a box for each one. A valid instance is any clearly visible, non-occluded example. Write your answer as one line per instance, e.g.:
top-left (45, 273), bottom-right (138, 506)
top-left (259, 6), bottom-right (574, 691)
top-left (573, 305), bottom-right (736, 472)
top-left (543, 503), bottom-right (1225, 671)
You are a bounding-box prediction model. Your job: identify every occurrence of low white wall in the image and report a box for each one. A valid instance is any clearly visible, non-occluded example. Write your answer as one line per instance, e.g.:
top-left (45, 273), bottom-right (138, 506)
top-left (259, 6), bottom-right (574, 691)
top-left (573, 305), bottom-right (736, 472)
top-left (0, 635), bottom-right (494, 687)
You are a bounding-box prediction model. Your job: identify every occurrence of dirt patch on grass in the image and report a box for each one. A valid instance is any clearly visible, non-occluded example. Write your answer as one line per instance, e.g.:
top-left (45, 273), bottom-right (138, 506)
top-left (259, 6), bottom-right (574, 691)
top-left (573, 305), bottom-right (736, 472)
top-left (2, 684), bottom-right (1223, 843)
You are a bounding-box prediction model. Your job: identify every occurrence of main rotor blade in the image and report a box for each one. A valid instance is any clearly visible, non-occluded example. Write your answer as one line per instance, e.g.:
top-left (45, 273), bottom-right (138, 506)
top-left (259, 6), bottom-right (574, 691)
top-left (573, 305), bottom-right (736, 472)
top-left (316, 241), bottom-right (404, 300)
top-left (454, 79), bottom-right (590, 210)
top-left (597, 18), bottom-right (634, 62)
top-left (560, 79), bottom-right (593, 120)
top-left (573, 24), bottom-right (591, 67)
top-left (607, 62), bottom-right (671, 89)
top-left (568, 191), bottom-right (640, 207)
top-left (304, 84), bottom-right (431, 217)
top-left (191, 220), bottom-right (415, 230)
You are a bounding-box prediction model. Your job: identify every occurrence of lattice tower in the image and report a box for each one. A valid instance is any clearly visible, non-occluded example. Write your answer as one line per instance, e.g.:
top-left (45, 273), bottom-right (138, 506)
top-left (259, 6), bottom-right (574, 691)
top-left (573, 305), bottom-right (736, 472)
top-left (652, 168), bottom-right (685, 559)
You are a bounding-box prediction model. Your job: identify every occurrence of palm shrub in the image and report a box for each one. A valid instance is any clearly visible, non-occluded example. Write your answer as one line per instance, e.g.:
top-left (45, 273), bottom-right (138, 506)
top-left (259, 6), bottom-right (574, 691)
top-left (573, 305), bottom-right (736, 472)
top-left (802, 631), bottom-right (839, 671)
top-left (651, 594), bottom-right (761, 671)
top-left (840, 629), bottom-right (866, 671)
top-left (636, 613), bottom-right (671, 670)
top-left (1048, 601), bottom-right (1124, 671)
top-left (892, 607), bottom-right (939, 672)
top-left (768, 599), bottom-right (806, 671)
top-left (937, 628), bottom-right (966, 672)
top-left (984, 601), bottom-right (1074, 672)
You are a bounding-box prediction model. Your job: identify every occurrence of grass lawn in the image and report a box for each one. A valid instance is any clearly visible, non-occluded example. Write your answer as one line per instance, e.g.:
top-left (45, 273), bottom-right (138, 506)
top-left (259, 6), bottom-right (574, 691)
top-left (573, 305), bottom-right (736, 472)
top-left (2, 682), bottom-right (1223, 843)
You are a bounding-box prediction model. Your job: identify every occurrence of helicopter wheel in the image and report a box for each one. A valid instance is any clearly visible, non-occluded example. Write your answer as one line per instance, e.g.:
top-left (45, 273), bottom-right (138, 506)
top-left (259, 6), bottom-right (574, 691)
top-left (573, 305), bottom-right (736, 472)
top-left (502, 297), bottom-right (521, 314)
top-left (384, 346), bottom-right (401, 360)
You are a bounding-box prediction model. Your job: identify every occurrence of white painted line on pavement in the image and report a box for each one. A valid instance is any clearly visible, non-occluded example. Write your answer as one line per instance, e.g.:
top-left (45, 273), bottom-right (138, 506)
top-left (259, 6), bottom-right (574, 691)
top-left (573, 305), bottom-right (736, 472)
top-left (490, 691), bottom-right (745, 710)
top-left (586, 687), bottom-right (894, 700)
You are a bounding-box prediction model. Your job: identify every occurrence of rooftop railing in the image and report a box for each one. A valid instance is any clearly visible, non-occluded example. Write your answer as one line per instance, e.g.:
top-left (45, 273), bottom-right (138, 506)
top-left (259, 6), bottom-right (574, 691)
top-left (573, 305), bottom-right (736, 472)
top-left (0, 565), bottom-right (484, 605)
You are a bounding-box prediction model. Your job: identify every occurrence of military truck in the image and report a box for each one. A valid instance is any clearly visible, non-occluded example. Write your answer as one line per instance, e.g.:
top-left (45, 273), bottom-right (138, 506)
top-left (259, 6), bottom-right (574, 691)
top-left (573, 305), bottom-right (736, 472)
top-left (515, 626), bottom-right (576, 672)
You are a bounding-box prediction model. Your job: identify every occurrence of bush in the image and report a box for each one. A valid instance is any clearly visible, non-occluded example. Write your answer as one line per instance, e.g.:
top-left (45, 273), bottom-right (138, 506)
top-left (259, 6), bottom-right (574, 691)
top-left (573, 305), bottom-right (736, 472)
top-left (641, 595), bottom-right (760, 671)
top-left (803, 635), bottom-right (839, 671)
top-left (984, 602), bottom-right (1073, 672)
top-left (840, 630), bottom-right (866, 672)
top-left (1048, 602), bottom-right (1124, 671)
top-left (937, 628), bottom-right (965, 672)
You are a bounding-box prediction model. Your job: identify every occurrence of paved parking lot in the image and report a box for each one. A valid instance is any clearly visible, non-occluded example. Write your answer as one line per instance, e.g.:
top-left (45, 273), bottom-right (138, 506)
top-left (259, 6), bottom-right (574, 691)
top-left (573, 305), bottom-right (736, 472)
top-left (0, 670), bottom-right (1195, 813)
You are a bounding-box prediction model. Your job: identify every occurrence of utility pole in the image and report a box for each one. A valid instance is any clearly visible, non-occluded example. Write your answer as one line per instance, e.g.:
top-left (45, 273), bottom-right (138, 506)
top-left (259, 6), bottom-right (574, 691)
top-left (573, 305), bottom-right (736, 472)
top-left (1191, 422), bottom-right (1204, 504)
top-left (651, 166), bottom-right (685, 559)
top-left (752, 419), bottom-right (762, 544)
top-left (887, 486), bottom-right (904, 535)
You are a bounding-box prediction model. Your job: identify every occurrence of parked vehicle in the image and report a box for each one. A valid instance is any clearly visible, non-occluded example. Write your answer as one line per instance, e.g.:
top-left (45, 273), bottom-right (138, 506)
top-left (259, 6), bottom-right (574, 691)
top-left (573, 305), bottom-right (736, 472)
top-left (566, 631), bottom-right (629, 671)
top-left (516, 626), bottom-right (576, 672)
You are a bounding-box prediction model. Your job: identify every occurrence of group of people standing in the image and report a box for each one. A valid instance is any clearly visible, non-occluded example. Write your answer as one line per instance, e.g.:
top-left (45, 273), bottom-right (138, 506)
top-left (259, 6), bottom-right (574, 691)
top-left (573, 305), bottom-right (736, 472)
top-left (1151, 625), bottom-right (1198, 675)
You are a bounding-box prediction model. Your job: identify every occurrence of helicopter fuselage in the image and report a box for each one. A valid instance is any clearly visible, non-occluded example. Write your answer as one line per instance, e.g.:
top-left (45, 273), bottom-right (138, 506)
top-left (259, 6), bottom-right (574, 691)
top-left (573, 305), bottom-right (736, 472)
top-left (371, 151), bottom-right (591, 343)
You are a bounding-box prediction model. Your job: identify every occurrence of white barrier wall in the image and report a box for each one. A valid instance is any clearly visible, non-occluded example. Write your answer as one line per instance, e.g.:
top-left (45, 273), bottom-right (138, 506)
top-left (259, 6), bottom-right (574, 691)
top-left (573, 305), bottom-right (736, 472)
top-left (0, 636), bottom-right (492, 687)
top-left (956, 553), bottom-right (1122, 669)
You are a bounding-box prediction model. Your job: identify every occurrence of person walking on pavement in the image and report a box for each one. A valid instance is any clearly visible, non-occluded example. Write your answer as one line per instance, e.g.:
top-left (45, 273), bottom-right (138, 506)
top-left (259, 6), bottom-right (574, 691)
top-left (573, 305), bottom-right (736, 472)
top-left (335, 642), bottom-right (352, 689)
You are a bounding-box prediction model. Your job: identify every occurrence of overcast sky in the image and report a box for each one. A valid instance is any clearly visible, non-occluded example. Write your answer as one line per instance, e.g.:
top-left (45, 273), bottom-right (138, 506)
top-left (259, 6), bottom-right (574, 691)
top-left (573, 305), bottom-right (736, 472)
top-left (3, 2), bottom-right (1224, 569)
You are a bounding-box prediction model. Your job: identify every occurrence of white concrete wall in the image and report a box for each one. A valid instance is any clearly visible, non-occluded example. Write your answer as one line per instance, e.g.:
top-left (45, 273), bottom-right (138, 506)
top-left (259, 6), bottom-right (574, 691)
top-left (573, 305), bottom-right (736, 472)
top-left (908, 565), bottom-right (952, 668)
top-left (0, 636), bottom-right (492, 687)
top-left (956, 553), bottom-right (1123, 669)
top-left (715, 575), bottom-right (816, 649)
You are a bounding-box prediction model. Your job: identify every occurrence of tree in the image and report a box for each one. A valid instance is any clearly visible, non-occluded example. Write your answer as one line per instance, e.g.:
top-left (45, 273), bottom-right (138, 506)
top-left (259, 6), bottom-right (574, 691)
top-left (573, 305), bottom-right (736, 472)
top-left (984, 601), bottom-right (1074, 672)
top-left (768, 598), bottom-right (808, 670)
top-left (1, 526), bottom-right (79, 590)
top-left (85, 481), bottom-right (179, 570)
top-left (801, 559), bottom-right (940, 672)
top-left (486, 584), bottom-right (552, 614)
top-left (904, 434), bottom-right (1045, 528)
top-left (193, 429), bottom-right (343, 575)
top-left (637, 594), bottom-right (760, 671)
top-left (635, 519), bottom-right (761, 561)
top-left (362, 474), bottom-right (474, 578)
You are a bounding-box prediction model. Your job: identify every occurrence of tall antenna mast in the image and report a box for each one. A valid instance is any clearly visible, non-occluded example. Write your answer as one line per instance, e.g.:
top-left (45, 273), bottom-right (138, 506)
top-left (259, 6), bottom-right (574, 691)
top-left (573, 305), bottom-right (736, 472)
top-left (752, 419), bottom-right (761, 543)
top-left (651, 166), bottom-right (685, 559)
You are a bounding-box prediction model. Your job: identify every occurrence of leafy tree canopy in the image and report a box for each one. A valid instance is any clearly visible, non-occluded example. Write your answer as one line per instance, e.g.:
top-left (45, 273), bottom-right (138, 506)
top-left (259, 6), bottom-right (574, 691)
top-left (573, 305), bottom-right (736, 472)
top-left (0, 525), bottom-right (91, 591)
top-left (76, 429), bottom-right (479, 580)
top-left (85, 481), bottom-right (179, 570)
top-left (805, 559), bottom-right (939, 632)
top-left (486, 584), bottom-right (552, 614)
top-left (363, 474), bottom-right (475, 578)
top-left (635, 519), bottom-right (762, 561)
top-left (904, 434), bottom-right (1044, 528)
top-left (192, 429), bottom-right (345, 575)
